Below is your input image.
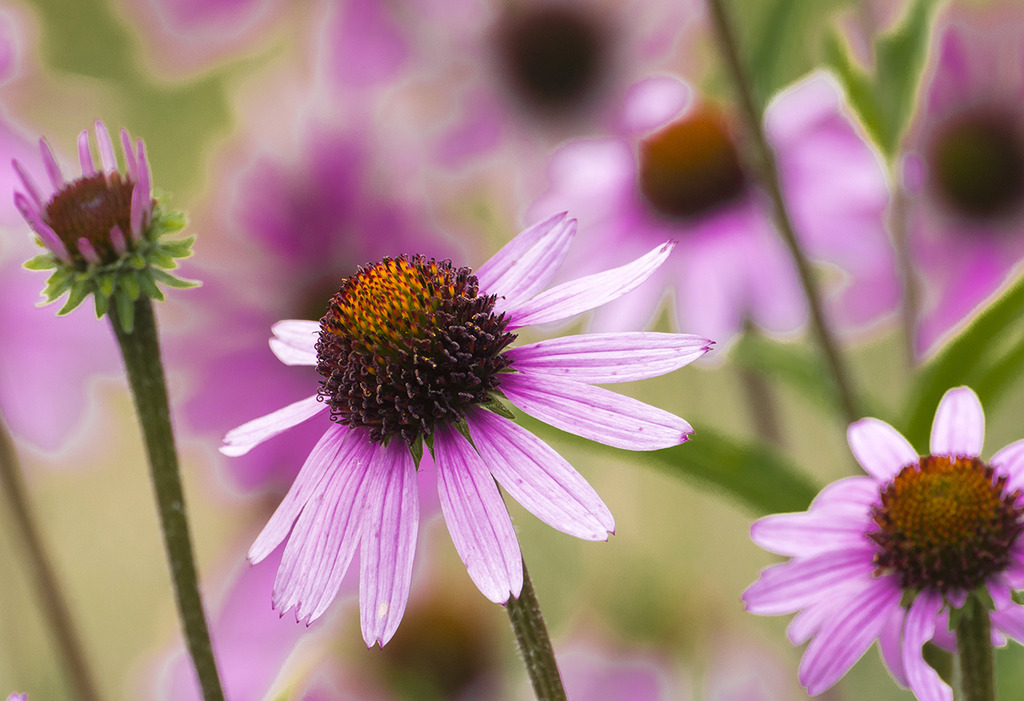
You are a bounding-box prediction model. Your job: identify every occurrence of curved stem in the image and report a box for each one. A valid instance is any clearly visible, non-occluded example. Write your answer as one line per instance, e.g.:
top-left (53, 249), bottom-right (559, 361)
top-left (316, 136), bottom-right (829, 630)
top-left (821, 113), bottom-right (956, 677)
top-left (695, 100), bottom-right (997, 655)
top-left (109, 298), bottom-right (224, 701)
top-left (0, 415), bottom-right (103, 701)
top-left (705, 0), bottom-right (861, 425)
top-left (505, 558), bottom-right (567, 701)
top-left (955, 596), bottom-right (995, 701)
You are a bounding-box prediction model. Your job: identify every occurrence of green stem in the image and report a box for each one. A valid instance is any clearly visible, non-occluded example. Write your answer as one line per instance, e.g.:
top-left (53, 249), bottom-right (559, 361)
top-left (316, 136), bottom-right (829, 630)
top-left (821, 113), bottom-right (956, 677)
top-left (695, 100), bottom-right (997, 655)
top-left (109, 298), bottom-right (224, 701)
top-left (0, 415), bottom-right (103, 701)
top-left (505, 559), bottom-right (566, 701)
top-left (955, 597), bottom-right (995, 701)
top-left (704, 0), bottom-right (861, 426)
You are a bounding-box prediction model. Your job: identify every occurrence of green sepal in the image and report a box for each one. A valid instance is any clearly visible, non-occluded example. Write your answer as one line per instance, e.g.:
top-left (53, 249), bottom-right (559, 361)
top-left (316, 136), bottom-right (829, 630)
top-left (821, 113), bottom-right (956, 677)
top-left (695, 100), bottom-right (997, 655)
top-left (114, 289), bottom-right (136, 333)
top-left (93, 289), bottom-right (109, 317)
top-left (151, 267), bottom-right (199, 289)
top-left (453, 416), bottom-right (473, 446)
top-left (24, 254), bottom-right (57, 271)
top-left (57, 283), bottom-right (90, 316)
top-left (480, 393), bottom-right (517, 421)
top-left (97, 272), bottom-right (116, 298)
top-left (408, 435), bottom-right (424, 467)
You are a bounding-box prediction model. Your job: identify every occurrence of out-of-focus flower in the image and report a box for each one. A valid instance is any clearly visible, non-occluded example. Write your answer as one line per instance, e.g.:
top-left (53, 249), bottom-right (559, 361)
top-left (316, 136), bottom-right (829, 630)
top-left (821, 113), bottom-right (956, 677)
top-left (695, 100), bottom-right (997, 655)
top-left (11, 121), bottom-right (195, 332)
top-left (532, 72), bottom-right (898, 346)
top-left (6, 693), bottom-right (27, 701)
top-left (744, 386), bottom-right (1024, 699)
top-left (221, 212), bottom-right (710, 646)
top-left (902, 10), bottom-right (1024, 354)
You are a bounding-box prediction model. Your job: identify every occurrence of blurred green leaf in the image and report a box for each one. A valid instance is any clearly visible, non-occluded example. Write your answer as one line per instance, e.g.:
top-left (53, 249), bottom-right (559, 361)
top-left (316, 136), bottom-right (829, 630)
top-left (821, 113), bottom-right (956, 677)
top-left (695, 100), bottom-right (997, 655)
top-left (902, 275), bottom-right (1024, 450)
top-left (824, 0), bottom-right (937, 159)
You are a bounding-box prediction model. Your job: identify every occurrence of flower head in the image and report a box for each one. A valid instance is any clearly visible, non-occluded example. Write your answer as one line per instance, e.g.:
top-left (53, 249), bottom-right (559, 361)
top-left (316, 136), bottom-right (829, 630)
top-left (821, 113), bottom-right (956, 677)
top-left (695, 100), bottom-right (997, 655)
top-left (12, 121), bottom-right (196, 332)
top-left (221, 212), bottom-right (711, 646)
top-left (532, 72), bottom-right (897, 345)
top-left (743, 387), bottom-right (1024, 700)
top-left (903, 10), bottom-right (1024, 354)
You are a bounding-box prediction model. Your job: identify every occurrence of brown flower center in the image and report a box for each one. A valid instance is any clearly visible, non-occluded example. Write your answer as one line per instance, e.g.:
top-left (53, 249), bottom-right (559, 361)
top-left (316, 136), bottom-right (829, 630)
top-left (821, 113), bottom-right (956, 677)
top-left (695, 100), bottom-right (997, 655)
top-left (316, 256), bottom-right (516, 445)
top-left (870, 455), bottom-right (1024, 592)
top-left (44, 172), bottom-right (135, 267)
top-left (638, 105), bottom-right (747, 221)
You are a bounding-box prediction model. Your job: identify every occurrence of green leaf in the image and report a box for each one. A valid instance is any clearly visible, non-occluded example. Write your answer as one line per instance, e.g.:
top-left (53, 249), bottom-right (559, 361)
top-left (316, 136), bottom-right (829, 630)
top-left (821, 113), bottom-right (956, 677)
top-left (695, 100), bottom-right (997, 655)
top-left (57, 283), bottom-right (90, 316)
top-left (824, 0), bottom-right (937, 158)
top-left (138, 272), bottom-right (165, 301)
top-left (23, 254), bottom-right (57, 271)
top-left (151, 268), bottom-right (199, 289)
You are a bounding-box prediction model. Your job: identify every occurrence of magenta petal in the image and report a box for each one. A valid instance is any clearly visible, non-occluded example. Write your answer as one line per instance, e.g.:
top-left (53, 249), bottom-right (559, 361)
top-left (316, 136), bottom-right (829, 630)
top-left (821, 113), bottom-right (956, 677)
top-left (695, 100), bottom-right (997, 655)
top-left (500, 372), bottom-right (692, 450)
top-left (273, 440), bottom-right (373, 621)
top-left (220, 394), bottom-right (327, 457)
top-left (878, 605), bottom-right (908, 687)
top-left (930, 386), bottom-right (984, 458)
top-left (249, 424), bottom-right (363, 563)
top-left (749, 511), bottom-right (870, 557)
top-left (742, 549), bottom-right (875, 615)
top-left (77, 129), bottom-right (95, 176)
top-left (94, 120), bottom-right (115, 173)
top-left (991, 605), bottom-right (1024, 645)
top-left (902, 592), bottom-right (951, 701)
top-left (990, 438), bottom-right (1024, 494)
top-left (847, 418), bottom-right (918, 480)
top-left (360, 442), bottom-right (419, 647)
top-left (12, 158), bottom-right (44, 211)
top-left (505, 241), bottom-right (675, 329)
top-left (808, 476), bottom-right (880, 513)
top-left (120, 128), bottom-right (138, 179)
top-left (39, 137), bottom-right (63, 190)
top-left (434, 424), bottom-right (523, 604)
top-left (268, 320), bottom-right (319, 366)
top-left (799, 579), bottom-right (902, 695)
top-left (505, 332), bottom-right (711, 384)
top-left (475, 212), bottom-right (575, 310)
top-left (467, 408), bottom-right (614, 540)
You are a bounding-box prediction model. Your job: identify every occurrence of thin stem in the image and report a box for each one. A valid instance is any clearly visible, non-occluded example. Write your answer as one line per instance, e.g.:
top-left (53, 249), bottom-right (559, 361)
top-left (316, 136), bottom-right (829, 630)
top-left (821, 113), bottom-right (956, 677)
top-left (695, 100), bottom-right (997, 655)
top-left (739, 322), bottom-right (784, 446)
top-left (889, 185), bottom-right (920, 368)
top-left (505, 559), bottom-right (566, 701)
top-left (109, 298), bottom-right (224, 701)
top-left (955, 597), bottom-right (995, 701)
top-left (704, 0), bottom-right (860, 425)
top-left (0, 415), bottom-right (103, 701)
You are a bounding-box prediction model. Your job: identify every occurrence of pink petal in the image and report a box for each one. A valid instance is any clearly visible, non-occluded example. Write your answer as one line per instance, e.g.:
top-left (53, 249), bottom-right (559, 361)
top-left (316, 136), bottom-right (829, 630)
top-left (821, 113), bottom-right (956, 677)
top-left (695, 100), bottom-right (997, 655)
top-left (742, 549), bottom-right (876, 616)
top-left (77, 129), bottom-right (95, 176)
top-left (77, 238), bottom-right (101, 265)
top-left (12, 158), bottom-right (44, 211)
top-left (878, 605), bottom-right (908, 686)
top-left (902, 591), bottom-right (951, 701)
top-left (749, 511), bottom-right (871, 557)
top-left (475, 212), bottom-right (575, 311)
top-left (272, 440), bottom-right (373, 622)
top-left (990, 438), bottom-right (1024, 494)
top-left (991, 605), bottom-right (1024, 645)
top-left (94, 120), bottom-right (116, 173)
top-left (847, 418), bottom-right (918, 480)
top-left (268, 319), bottom-right (319, 366)
top-left (617, 75), bottom-right (691, 136)
top-left (249, 424), bottom-right (365, 563)
top-left (120, 128), bottom-right (138, 179)
top-left (499, 372), bottom-right (692, 450)
top-left (39, 137), bottom-right (63, 190)
top-left (505, 332), bottom-right (711, 384)
top-left (930, 386), bottom-right (984, 457)
top-left (467, 408), bottom-right (614, 540)
top-left (434, 423), bottom-right (523, 604)
top-left (505, 241), bottom-right (675, 329)
top-left (359, 441), bottom-right (419, 647)
top-left (220, 394), bottom-right (327, 457)
top-left (799, 578), bottom-right (902, 694)
top-left (808, 476), bottom-right (880, 513)
top-left (109, 225), bottom-right (127, 255)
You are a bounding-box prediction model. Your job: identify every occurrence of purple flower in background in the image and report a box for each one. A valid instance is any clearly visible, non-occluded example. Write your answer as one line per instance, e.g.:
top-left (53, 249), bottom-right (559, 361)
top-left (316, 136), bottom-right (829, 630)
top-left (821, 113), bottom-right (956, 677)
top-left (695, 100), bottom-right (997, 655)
top-left (221, 212), bottom-right (711, 646)
top-left (532, 72), bottom-right (897, 346)
top-left (6, 693), bottom-right (27, 701)
top-left (744, 387), bottom-right (1024, 699)
top-left (903, 10), bottom-right (1024, 354)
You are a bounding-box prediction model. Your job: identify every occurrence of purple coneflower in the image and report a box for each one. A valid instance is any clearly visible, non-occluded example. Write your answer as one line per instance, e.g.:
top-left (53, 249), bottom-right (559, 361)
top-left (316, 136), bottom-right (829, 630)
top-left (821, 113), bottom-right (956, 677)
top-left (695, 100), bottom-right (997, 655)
top-left (744, 386), bottom-right (1024, 699)
top-left (221, 212), bottom-right (711, 646)
top-left (902, 9), bottom-right (1024, 354)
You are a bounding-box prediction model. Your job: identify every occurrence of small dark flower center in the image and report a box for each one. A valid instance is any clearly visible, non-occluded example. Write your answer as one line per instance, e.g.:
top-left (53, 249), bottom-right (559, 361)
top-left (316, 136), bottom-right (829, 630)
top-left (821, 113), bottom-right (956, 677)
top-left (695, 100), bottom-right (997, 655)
top-left (928, 111), bottom-right (1024, 221)
top-left (638, 105), bottom-right (747, 221)
top-left (495, 5), bottom-right (606, 114)
top-left (870, 455), bottom-right (1024, 592)
top-left (316, 256), bottom-right (516, 445)
top-left (44, 172), bottom-right (135, 267)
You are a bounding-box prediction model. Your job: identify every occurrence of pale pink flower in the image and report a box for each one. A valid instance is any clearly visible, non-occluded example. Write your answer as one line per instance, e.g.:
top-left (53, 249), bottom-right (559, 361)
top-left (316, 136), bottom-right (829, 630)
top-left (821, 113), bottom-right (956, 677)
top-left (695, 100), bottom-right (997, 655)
top-left (744, 387), bottom-right (1024, 699)
top-left (221, 212), bottom-right (711, 646)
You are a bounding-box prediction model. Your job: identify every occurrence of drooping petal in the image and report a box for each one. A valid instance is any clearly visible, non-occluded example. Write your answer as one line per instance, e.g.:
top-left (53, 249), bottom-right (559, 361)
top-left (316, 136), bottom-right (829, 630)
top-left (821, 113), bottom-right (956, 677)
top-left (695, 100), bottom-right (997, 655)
top-left (434, 423), bottom-right (523, 604)
top-left (505, 332), bottom-right (712, 384)
top-left (742, 549), bottom-right (876, 615)
top-left (505, 241), bottom-right (675, 329)
top-left (902, 591), bottom-right (951, 701)
top-left (991, 605), bottom-right (1024, 645)
top-left (220, 395), bottom-right (327, 457)
top-left (799, 578), bottom-right (902, 695)
top-left (878, 605), bottom-right (908, 687)
top-left (77, 129), bottom-right (95, 176)
top-left (847, 418), bottom-right (919, 480)
top-left (475, 212), bottom-right (576, 313)
top-left (930, 386), bottom-right (984, 458)
top-left (990, 438), bottom-right (1024, 494)
top-left (12, 158), bottom-right (45, 211)
top-left (94, 120), bottom-right (116, 173)
top-left (269, 320), bottom-right (320, 366)
top-left (272, 439), bottom-right (375, 621)
top-left (360, 441), bottom-right (419, 647)
top-left (249, 424), bottom-right (364, 563)
top-left (749, 511), bottom-right (872, 558)
top-left (499, 372), bottom-right (691, 450)
top-left (467, 408), bottom-right (614, 540)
